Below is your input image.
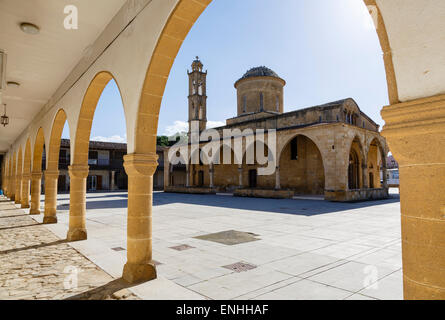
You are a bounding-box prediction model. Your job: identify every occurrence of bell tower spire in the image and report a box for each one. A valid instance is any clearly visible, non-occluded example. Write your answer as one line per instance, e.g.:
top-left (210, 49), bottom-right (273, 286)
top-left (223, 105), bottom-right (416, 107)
top-left (188, 57), bottom-right (207, 137)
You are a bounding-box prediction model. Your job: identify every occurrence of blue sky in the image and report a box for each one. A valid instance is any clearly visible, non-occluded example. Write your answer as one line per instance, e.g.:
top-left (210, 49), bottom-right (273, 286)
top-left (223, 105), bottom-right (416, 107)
top-left (64, 0), bottom-right (388, 141)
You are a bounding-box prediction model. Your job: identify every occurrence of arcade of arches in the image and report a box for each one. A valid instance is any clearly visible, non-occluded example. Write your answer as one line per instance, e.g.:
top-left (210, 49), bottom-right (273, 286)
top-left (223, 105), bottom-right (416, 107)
top-left (1, 0), bottom-right (445, 300)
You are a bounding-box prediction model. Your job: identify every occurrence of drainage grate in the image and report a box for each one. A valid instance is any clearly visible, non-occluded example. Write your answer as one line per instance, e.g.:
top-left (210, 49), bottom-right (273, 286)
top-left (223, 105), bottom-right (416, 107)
top-left (223, 262), bottom-right (257, 273)
top-left (111, 247), bottom-right (126, 252)
top-left (169, 244), bottom-right (195, 251)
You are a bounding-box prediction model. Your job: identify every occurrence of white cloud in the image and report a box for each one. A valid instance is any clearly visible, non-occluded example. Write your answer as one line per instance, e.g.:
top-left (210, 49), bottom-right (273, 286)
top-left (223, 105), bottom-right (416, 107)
top-left (207, 121), bottom-right (225, 129)
top-left (163, 120), bottom-right (225, 136)
top-left (92, 134), bottom-right (127, 143)
top-left (164, 121), bottom-right (189, 136)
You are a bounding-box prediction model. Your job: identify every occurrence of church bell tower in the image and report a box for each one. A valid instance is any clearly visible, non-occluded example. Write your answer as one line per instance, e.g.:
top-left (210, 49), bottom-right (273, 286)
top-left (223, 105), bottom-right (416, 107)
top-left (188, 57), bottom-right (207, 137)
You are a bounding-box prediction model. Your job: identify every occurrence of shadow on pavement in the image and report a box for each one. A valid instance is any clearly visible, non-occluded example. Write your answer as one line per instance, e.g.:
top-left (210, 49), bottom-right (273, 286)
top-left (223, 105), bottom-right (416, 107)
top-left (78, 192), bottom-right (400, 216)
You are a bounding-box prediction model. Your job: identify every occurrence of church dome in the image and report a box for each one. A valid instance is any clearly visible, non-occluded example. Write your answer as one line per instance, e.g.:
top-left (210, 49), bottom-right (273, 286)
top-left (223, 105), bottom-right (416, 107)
top-left (240, 66), bottom-right (280, 80)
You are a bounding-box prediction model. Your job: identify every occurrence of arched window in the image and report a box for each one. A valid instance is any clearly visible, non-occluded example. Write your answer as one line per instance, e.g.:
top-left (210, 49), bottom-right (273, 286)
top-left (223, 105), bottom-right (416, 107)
top-left (243, 95), bottom-right (247, 113)
top-left (276, 96), bottom-right (280, 112)
top-left (348, 149), bottom-right (360, 189)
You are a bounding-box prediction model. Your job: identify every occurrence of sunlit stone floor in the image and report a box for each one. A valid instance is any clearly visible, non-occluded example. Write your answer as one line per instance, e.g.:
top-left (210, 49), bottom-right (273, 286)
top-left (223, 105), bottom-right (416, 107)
top-left (28, 190), bottom-right (402, 300)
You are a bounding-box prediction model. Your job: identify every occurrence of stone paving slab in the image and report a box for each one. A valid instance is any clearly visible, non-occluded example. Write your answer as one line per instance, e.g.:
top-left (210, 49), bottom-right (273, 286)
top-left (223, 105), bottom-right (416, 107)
top-left (0, 197), bottom-right (138, 300)
top-left (2, 189), bottom-right (403, 300)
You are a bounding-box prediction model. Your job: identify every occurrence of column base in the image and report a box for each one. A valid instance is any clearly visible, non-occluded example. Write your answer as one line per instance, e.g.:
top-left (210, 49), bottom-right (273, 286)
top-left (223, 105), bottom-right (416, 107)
top-left (10, 196), bottom-right (15, 201)
top-left (21, 204), bottom-right (30, 209)
top-left (67, 228), bottom-right (87, 241)
top-left (43, 216), bottom-right (58, 224)
top-left (15, 199), bottom-right (21, 204)
top-left (29, 209), bottom-right (40, 215)
top-left (122, 262), bottom-right (157, 284)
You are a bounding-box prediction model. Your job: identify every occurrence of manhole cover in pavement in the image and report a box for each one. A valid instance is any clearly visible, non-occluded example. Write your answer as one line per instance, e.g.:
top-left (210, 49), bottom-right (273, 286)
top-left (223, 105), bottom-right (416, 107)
top-left (111, 247), bottom-right (126, 251)
top-left (194, 230), bottom-right (260, 245)
top-left (170, 244), bottom-right (195, 251)
top-left (223, 262), bottom-right (257, 273)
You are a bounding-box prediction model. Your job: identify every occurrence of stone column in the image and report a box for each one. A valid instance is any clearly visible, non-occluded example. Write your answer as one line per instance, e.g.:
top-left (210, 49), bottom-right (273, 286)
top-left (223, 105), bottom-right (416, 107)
top-left (4, 174), bottom-right (8, 197)
top-left (185, 165), bottom-right (190, 187)
top-left (15, 174), bottom-right (22, 204)
top-left (111, 170), bottom-right (116, 191)
top-left (122, 153), bottom-right (158, 283)
top-left (275, 166), bottom-right (281, 190)
top-left (209, 165), bottom-right (214, 188)
top-left (10, 170), bottom-right (16, 201)
top-left (67, 165), bottom-right (89, 241)
top-left (165, 164), bottom-right (171, 188)
top-left (238, 166), bottom-right (243, 187)
top-left (44, 170), bottom-right (59, 224)
top-left (381, 94), bottom-right (445, 299)
top-left (20, 173), bottom-right (31, 208)
top-left (382, 164), bottom-right (388, 189)
top-left (362, 163), bottom-right (369, 189)
top-left (30, 172), bottom-right (42, 215)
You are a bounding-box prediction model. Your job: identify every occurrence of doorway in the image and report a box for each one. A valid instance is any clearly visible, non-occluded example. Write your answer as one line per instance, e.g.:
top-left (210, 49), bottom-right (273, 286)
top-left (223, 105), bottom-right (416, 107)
top-left (249, 169), bottom-right (257, 188)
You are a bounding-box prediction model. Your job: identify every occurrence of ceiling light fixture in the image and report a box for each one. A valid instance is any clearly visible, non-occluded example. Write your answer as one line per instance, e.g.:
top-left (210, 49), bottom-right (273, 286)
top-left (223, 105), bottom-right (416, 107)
top-left (20, 22), bottom-right (40, 35)
top-left (1, 104), bottom-right (9, 127)
top-left (7, 81), bottom-right (20, 88)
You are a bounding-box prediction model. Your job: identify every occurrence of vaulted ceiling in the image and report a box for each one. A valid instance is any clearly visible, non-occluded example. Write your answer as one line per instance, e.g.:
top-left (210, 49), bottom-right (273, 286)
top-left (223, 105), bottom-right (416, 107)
top-left (0, 0), bottom-right (126, 153)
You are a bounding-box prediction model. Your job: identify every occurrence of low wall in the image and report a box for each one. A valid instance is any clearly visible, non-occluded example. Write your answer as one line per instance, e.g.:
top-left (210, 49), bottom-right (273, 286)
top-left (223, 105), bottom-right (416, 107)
top-left (234, 188), bottom-right (294, 199)
top-left (325, 188), bottom-right (389, 202)
top-left (164, 186), bottom-right (217, 195)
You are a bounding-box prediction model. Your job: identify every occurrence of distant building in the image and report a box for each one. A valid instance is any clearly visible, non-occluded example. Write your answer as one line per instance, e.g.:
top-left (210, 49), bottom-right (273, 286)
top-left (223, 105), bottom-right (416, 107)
top-left (385, 155), bottom-right (399, 187)
top-left (42, 139), bottom-right (165, 192)
top-left (165, 58), bottom-right (389, 202)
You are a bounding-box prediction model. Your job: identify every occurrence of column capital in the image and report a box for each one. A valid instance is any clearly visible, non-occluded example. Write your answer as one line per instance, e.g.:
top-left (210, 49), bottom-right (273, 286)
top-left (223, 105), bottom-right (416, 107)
top-left (68, 165), bottom-right (89, 179)
top-left (124, 153), bottom-right (158, 176)
top-left (31, 172), bottom-right (43, 180)
top-left (22, 173), bottom-right (31, 180)
top-left (44, 170), bottom-right (60, 179)
top-left (381, 94), bottom-right (445, 166)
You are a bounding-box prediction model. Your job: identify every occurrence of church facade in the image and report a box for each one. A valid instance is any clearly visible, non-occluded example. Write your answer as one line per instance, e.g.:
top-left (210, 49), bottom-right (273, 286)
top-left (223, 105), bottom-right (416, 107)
top-left (164, 58), bottom-right (389, 202)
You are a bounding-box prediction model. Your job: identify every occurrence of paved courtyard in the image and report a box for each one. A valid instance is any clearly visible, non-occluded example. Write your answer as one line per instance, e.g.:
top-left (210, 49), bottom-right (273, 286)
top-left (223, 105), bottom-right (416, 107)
top-left (1, 190), bottom-right (402, 300)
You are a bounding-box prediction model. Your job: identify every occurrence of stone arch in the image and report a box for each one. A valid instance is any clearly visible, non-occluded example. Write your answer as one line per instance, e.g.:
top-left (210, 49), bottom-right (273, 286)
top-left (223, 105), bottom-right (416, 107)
top-left (278, 132), bottom-right (326, 169)
top-left (11, 151), bottom-right (16, 200)
top-left (32, 128), bottom-right (46, 173)
top-left (125, 0), bottom-right (396, 284)
top-left (366, 136), bottom-right (387, 189)
top-left (23, 139), bottom-right (32, 176)
top-left (20, 138), bottom-right (33, 208)
top-left (278, 134), bottom-right (326, 195)
top-left (347, 135), bottom-right (365, 190)
top-left (73, 71), bottom-right (124, 166)
top-left (42, 108), bottom-right (70, 224)
top-left (17, 148), bottom-right (23, 176)
top-left (15, 148), bottom-right (23, 203)
top-left (48, 109), bottom-right (69, 171)
top-left (134, 0), bottom-right (396, 157)
top-left (66, 71), bottom-right (126, 241)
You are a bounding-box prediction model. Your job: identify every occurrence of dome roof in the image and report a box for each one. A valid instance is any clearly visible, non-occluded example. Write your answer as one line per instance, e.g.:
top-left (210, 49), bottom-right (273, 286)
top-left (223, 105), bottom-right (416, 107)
top-left (240, 66), bottom-right (280, 80)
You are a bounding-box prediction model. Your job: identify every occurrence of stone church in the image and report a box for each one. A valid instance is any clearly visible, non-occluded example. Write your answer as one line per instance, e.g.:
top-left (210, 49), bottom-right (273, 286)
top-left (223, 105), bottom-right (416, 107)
top-left (164, 58), bottom-right (389, 202)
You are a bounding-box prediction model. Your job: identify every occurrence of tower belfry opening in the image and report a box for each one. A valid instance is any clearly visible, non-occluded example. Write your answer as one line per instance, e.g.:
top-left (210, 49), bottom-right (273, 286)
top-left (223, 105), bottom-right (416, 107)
top-left (188, 57), bottom-right (207, 137)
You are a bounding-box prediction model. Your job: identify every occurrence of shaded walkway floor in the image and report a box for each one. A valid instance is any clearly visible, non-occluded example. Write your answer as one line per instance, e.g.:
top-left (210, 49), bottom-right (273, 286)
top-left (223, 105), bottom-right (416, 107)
top-left (0, 196), bottom-right (138, 300)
